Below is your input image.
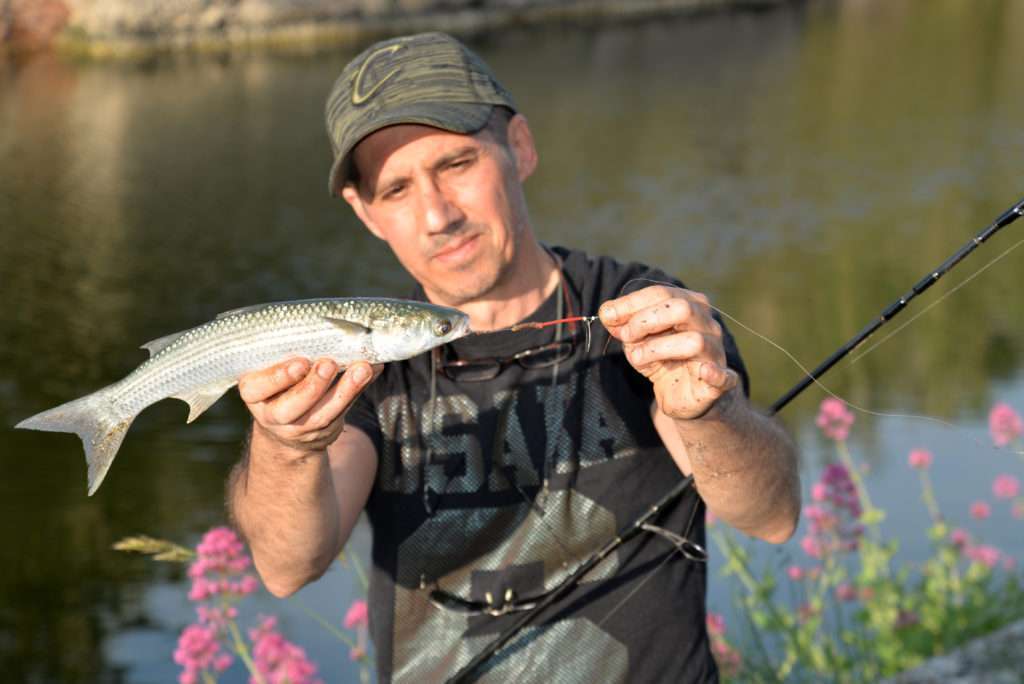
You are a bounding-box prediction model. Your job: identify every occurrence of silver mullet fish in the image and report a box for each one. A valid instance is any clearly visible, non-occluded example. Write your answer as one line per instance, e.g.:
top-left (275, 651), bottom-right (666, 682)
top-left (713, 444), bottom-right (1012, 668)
top-left (16, 297), bottom-right (471, 495)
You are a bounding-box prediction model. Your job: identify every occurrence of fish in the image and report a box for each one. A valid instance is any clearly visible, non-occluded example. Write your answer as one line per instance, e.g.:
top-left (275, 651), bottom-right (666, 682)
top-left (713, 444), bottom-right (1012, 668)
top-left (15, 297), bottom-right (471, 496)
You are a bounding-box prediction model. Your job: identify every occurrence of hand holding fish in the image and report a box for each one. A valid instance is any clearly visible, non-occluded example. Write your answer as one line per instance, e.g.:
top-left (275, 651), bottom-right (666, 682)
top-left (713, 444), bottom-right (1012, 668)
top-left (599, 285), bottom-right (739, 420)
top-left (239, 358), bottom-right (381, 454)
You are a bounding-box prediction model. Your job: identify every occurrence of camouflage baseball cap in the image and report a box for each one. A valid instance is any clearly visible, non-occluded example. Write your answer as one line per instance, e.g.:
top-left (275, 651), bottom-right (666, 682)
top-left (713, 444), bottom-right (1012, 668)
top-left (325, 32), bottom-right (517, 195)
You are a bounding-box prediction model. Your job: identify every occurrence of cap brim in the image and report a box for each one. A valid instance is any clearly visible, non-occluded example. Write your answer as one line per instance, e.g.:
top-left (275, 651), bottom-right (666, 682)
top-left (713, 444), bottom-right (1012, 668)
top-left (328, 101), bottom-right (494, 196)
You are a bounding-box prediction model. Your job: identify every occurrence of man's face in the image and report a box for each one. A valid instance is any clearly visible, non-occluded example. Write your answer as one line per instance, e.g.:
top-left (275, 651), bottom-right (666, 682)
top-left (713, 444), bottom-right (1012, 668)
top-left (341, 117), bottom-right (537, 307)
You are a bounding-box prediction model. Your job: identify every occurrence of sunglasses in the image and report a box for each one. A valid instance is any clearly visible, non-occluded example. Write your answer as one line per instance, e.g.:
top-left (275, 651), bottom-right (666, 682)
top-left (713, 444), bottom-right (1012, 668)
top-left (434, 339), bottom-right (575, 382)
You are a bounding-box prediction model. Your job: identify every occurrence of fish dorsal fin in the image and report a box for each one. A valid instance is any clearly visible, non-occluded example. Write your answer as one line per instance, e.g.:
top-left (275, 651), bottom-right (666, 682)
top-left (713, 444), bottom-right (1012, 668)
top-left (141, 330), bottom-right (189, 357)
top-left (324, 316), bottom-right (372, 335)
top-left (172, 379), bottom-right (237, 424)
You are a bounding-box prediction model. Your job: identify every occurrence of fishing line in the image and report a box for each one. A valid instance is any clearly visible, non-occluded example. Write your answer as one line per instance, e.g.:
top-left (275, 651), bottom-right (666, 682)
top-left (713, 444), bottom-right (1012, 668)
top-left (847, 233), bottom-right (1024, 366)
top-left (616, 276), bottom-right (1024, 457)
top-left (449, 197), bottom-right (1024, 682)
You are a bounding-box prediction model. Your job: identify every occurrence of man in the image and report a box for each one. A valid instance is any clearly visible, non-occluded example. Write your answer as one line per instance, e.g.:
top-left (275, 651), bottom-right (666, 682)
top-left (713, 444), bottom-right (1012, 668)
top-left (228, 32), bottom-right (800, 683)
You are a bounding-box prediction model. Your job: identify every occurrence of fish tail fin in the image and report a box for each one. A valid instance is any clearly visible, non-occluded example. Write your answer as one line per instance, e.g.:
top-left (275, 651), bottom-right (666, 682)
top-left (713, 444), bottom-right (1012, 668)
top-left (15, 388), bottom-right (134, 496)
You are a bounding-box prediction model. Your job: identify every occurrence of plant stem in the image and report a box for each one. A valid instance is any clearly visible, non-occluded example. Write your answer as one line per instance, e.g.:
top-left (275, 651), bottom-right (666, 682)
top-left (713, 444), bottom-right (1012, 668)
top-left (352, 553), bottom-right (370, 592)
top-left (837, 442), bottom-right (880, 538)
top-left (918, 470), bottom-right (942, 525)
top-left (226, 619), bottom-right (265, 684)
top-left (291, 598), bottom-right (359, 649)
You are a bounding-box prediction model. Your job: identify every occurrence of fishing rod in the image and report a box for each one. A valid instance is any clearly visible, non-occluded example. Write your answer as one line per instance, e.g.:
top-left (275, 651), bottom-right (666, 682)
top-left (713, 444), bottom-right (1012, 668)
top-left (447, 194), bottom-right (1024, 684)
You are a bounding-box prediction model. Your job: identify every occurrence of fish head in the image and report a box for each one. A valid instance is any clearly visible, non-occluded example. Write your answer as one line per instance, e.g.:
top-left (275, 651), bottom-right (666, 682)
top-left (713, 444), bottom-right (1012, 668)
top-left (369, 301), bottom-right (471, 361)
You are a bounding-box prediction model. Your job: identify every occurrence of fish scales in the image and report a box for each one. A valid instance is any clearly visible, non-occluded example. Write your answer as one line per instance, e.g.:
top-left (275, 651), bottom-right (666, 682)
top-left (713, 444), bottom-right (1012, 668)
top-left (15, 297), bottom-right (471, 495)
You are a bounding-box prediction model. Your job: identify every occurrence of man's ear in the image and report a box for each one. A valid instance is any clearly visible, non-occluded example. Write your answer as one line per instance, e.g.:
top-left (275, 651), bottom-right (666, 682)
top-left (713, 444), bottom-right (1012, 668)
top-left (341, 185), bottom-right (385, 240)
top-left (507, 114), bottom-right (538, 183)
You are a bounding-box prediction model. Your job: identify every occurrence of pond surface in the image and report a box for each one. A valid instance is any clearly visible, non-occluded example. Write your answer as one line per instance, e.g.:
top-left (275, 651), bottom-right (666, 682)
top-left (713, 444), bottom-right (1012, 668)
top-left (2, 0), bottom-right (1024, 680)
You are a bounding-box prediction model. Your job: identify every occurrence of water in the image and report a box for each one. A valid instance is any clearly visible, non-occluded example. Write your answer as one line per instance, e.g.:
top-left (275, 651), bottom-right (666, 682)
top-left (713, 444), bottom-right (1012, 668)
top-left (2, 1), bottom-right (1024, 680)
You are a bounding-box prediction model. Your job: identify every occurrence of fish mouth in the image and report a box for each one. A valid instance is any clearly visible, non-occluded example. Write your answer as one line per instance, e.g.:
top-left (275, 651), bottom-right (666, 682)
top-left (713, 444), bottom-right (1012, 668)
top-left (453, 313), bottom-right (474, 340)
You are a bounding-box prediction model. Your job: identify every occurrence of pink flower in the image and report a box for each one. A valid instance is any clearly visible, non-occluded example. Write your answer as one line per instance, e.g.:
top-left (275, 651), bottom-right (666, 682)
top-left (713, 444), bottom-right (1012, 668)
top-left (801, 535), bottom-right (822, 559)
top-left (188, 526), bottom-right (260, 607)
top-left (344, 600), bottom-right (369, 630)
top-left (249, 616), bottom-right (323, 684)
top-left (706, 612), bottom-right (726, 637)
top-left (800, 464), bottom-right (863, 560)
top-left (950, 528), bottom-right (970, 549)
top-left (989, 403), bottom-right (1023, 447)
top-left (908, 449), bottom-right (933, 470)
top-left (993, 474), bottom-right (1020, 500)
top-left (816, 398), bottom-right (855, 441)
top-left (174, 623), bottom-right (229, 684)
top-left (965, 544), bottom-right (1001, 568)
top-left (786, 566), bottom-right (804, 581)
top-left (711, 639), bottom-right (742, 676)
top-left (835, 583), bottom-right (857, 602)
top-left (970, 501), bottom-right (992, 520)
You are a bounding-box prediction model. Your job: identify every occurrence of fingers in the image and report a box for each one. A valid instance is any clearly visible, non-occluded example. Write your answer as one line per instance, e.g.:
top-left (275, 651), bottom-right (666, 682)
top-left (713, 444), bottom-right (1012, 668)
top-left (600, 286), bottom-right (715, 342)
top-left (267, 358), bottom-right (349, 426)
top-left (700, 363), bottom-right (740, 394)
top-left (293, 362), bottom-right (376, 430)
top-left (239, 358), bottom-right (311, 404)
top-left (599, 285), bottom-right (676, 327)
top-left (624, 331), bottom-right (725, 368)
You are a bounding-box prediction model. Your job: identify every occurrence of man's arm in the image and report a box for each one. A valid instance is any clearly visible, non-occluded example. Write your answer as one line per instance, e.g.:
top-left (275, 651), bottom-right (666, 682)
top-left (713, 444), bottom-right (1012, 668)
top-left (652, 394), bottom-right (800, 543)
top-left (227, 358), bottom-right (380, 597)
top-left (600, 286), bottom-right (801, 544)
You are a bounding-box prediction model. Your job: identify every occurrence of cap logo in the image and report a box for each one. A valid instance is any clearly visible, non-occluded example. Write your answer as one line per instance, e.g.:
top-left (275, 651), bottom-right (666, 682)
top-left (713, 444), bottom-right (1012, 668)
top-left (351, 44), bottom-right (404, 106)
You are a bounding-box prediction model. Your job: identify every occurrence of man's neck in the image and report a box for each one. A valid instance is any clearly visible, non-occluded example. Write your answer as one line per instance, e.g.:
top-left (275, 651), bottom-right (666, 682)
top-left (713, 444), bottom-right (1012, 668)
top-left (429, 241), bottom-right (560, 332)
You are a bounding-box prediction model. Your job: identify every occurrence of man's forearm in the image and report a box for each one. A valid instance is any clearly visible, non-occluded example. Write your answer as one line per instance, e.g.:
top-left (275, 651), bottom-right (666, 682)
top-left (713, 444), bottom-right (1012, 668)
top-left (228, 424), bottom-right (342, 597)
top-left (673, 392), bottom-right (801, 543)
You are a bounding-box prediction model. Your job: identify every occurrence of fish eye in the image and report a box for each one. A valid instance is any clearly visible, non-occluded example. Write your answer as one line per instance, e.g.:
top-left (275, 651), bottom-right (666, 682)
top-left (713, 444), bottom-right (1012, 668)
top-left (434, 319), bottom-right (452, 337)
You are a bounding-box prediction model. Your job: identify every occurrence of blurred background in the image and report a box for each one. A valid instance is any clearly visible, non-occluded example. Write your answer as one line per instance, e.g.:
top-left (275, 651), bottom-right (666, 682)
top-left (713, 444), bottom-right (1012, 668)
top-left (1, 0), bottom-right (1023, 681)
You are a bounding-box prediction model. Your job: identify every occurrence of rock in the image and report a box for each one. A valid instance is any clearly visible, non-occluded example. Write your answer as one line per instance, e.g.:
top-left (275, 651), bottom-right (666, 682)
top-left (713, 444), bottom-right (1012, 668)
top-left (883, 618), bottom-right (1024, 684)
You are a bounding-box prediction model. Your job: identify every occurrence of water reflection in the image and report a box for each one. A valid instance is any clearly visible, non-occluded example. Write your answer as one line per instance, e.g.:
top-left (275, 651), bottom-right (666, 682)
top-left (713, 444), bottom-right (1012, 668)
top-left (1, 1), bottom-right (1023, 680)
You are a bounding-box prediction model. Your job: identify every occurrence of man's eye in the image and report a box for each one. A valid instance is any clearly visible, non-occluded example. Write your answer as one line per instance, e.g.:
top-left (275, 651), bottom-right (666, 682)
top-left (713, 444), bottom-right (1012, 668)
top-left (381, 185), bottom-right (405, 200)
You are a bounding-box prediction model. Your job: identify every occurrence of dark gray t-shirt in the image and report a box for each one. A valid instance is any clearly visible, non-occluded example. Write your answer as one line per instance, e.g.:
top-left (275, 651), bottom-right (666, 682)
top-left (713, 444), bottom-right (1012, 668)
top-left (347, 246), bottom-right (748, 683)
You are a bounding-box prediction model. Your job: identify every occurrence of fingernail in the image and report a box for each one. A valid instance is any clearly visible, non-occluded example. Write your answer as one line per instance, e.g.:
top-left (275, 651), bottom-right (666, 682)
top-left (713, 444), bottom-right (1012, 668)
top-left (317, 361), bottom-right (335, 379)
top-left (352, 365), bottom-right (369, 384)
top-left (288, 361), bottom-right (306, 380)
top-left (600, 303), bottom-right (617, 321)
top-left (631, 346), bottom-right (643, 362)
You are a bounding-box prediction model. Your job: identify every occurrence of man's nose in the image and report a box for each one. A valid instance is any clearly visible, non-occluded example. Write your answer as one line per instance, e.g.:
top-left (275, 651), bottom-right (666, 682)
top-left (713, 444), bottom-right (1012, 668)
top-left (419, 180), bottom-right (464, 234)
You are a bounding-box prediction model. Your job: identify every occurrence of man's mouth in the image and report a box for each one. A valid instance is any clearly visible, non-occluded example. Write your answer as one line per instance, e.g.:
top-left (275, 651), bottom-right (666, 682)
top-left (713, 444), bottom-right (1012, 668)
top-left (433, 234), bottom-right (480, 263)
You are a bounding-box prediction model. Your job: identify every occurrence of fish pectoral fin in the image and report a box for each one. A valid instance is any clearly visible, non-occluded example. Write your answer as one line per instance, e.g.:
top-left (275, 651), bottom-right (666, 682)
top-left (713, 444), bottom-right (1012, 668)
top-left (173, 380), bottom-right (237, 424)
top-left (140, 330), bottom-right (189, 357)
top-left (323, 317), bottom-right (372, 335)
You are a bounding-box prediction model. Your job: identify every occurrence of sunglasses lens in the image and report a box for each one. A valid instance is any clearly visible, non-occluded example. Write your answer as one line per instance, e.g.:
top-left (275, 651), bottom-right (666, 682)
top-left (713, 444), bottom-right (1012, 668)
top-left (518, 342), bottom-right (573, 370)
top-left (443, 362), bottom-right (501, 382)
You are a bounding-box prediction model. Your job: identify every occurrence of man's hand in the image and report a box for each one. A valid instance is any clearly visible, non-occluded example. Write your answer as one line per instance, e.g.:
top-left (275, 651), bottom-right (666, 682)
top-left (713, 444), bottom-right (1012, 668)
top-left (238, 358), bottom-right (381, 454)
top-left (599, 285), bottom-right (739, 420)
